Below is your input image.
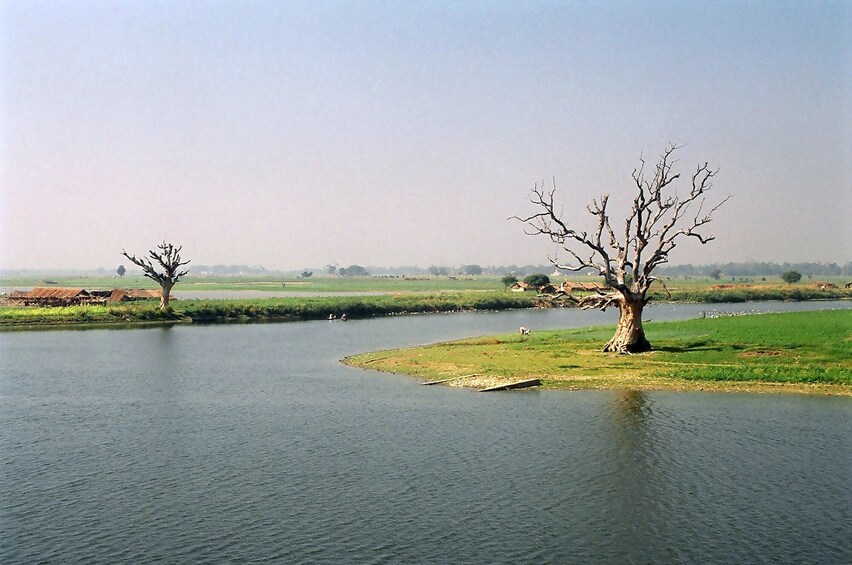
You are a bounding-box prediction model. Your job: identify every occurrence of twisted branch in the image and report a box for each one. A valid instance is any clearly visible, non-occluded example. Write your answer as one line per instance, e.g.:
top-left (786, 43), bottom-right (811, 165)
top-left (122, 241), bottom-right (191, 286)
top-left (512, 144), bottom-right (728, 304)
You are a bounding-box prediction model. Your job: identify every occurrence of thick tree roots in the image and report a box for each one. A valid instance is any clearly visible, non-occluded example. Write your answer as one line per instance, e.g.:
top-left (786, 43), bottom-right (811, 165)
top-left (602, 332), bottom-right (652, 354)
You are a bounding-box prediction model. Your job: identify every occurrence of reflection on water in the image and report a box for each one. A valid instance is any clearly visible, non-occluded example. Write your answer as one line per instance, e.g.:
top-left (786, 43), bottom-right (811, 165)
top-left (607, 390), bottom-right (664, 556)
top-left (613, 389), bottom-right (650, 425)
top-left (1, 304), bottom-right (850, 563)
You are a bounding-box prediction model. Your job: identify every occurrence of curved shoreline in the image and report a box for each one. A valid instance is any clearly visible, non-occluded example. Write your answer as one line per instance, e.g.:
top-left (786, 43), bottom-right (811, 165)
top-left (343, 310), bottom-right (852, 396)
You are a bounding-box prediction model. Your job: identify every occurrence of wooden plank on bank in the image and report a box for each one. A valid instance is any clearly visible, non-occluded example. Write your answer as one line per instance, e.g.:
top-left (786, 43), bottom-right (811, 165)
top-left (360, 356), bottom-right (389, 364)
top-left (479, 379), bottom-right (541, 392)
top-left (422, 374), bottom-right (477, 386)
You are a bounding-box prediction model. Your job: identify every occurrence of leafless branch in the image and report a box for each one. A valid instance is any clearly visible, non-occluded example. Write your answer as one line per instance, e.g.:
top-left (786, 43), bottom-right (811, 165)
top-left (122, 240), bottom-right (191, 286)
top-left (513, 144), bottom-right (727, 301)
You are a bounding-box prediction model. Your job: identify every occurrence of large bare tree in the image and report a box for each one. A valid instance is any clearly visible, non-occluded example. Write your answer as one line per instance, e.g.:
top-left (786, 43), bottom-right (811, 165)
top-left (513, 144), bottom-right (729, 353)
top-left (122, 241), bottom-right (190, 310)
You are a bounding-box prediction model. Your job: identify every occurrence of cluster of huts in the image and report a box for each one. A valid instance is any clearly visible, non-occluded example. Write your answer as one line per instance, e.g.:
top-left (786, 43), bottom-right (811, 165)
top-left (5, 287), bottom-right (162, 307)
top-left (511, 281), bottom-right (608, 294)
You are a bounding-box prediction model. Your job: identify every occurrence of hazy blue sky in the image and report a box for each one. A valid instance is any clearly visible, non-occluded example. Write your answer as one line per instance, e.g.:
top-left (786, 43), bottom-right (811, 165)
top-left (2, 1), bottom-right (849, 271)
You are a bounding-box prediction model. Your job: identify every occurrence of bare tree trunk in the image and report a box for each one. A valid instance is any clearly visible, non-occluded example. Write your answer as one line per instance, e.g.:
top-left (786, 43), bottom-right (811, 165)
top-left (603, 296), bottom-right (651, 353)
top-left (160, 282), bottom-right (173, 311)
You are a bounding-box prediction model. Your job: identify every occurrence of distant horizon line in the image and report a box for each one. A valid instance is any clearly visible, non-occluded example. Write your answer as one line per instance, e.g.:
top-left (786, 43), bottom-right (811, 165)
top-left (2, 259), bottom-right (851, 277)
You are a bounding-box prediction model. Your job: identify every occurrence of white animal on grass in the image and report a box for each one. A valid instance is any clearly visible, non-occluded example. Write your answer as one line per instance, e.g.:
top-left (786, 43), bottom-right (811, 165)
top-left (519, 326), bottom-right (531, 335)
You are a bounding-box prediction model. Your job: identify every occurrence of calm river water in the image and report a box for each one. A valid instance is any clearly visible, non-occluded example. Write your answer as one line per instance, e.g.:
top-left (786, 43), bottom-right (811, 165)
top-left (2, 302), bottom-right (850, 563)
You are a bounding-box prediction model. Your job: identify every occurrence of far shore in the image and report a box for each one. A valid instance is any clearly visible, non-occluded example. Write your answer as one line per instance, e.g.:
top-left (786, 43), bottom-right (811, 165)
top-left (0, 291), bottom-right (535, 330)
top-left (1, 282), bottom-right (850, 330)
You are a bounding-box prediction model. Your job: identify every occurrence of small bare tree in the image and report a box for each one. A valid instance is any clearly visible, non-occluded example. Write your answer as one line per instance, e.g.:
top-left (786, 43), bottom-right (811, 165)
top-left (512, 144), bottom-right (729, 353)
top-left (122, 241), bottom-right (190, 310)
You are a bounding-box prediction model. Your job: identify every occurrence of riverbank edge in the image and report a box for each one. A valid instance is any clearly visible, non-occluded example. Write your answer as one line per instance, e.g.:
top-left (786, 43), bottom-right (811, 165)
top-left (1, 292), bottom-right (849, 331)
top-left (0, 295), bottom-right (534, 331)
top-left (342, 361), bottom-right (852, 396)
top-left (342, 310), bottom-right (852, 396)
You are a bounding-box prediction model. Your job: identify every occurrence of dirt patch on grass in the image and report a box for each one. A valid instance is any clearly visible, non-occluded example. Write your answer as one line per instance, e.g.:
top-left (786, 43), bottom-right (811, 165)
top-left (740, 349), bottom-right (784, 358)
top-left (446, 374), bottom-right (514, 389)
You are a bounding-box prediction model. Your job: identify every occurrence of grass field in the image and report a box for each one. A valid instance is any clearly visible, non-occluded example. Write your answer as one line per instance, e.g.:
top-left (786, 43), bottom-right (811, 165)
top-left (0, 274), bottom-right (507, 292)
top-left (3, 273), bottom-right (850, 294)
top-left (344, 310), bottom-right (852, 395)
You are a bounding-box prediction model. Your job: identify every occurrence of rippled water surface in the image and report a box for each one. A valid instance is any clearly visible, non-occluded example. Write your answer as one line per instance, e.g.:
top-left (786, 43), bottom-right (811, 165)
top-left (2, 303), bottom-right (851, 563)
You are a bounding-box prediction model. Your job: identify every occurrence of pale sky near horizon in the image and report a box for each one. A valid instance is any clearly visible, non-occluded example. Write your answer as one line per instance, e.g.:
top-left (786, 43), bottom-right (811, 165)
top-left (1, 1), bottom-right (849, 271)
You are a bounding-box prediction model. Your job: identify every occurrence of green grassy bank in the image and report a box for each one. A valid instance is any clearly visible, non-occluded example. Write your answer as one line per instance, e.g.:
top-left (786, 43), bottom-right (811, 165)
top-left (344, 310), bottom-right (852, 395)
top-left (649, 285), bottom-right (850, 303)
top-left (0, 291), bottom-right (537, 329)
top-left (1, 282), bottom-right (850, 330)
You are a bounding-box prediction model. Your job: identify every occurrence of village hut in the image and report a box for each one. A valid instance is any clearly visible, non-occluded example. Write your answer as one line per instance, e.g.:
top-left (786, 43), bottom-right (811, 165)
top-left (559, 281), bottom-right (609, 293)
top-left (11, 287), bottom-right (100, 306)
top-left (108, 289), bottom-right (162, 303)
top-left (510, 282), bottom-right (530, 292)
top-left (6, 287), bottom-right (166, 306)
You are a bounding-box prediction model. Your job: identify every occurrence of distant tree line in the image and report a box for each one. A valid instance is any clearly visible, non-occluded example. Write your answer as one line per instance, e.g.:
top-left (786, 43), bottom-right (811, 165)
top-left (655, 262), bottom-right (852, 278)
top-left (8, 261), bottom-right (848, 280)
top-left (193, 264), bottom-right (269, 275)
top-left (342, 261), bottom-right (852, 278)
top-left (416, 262), bottom-right (852, 278)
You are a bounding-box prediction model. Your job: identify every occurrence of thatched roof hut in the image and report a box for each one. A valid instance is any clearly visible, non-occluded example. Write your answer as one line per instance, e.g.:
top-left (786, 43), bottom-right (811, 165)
top-left (559, 281), bottom-right (609, 293)
top-left (6, 287), bottom-right (164, 306)
top-left (11, 287), bottom-right (98, 306)
top-left (108, 289), bottom-right (161, 303)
